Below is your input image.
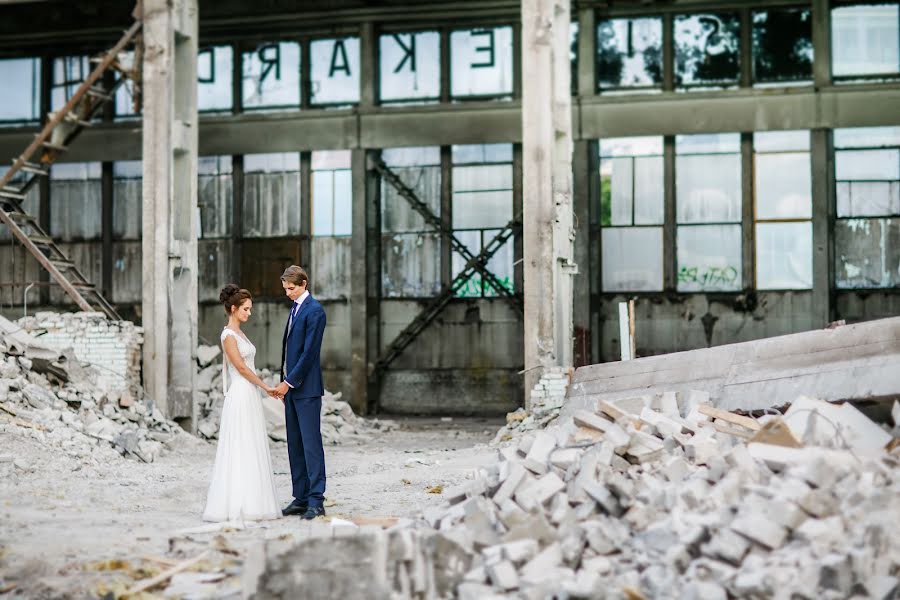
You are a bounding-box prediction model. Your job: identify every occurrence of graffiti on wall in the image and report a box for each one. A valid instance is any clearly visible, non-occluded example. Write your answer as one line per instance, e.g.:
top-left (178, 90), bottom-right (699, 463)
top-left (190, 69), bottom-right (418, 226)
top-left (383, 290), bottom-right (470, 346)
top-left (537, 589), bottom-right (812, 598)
top-left (677, 265), bottom-right (739, 289)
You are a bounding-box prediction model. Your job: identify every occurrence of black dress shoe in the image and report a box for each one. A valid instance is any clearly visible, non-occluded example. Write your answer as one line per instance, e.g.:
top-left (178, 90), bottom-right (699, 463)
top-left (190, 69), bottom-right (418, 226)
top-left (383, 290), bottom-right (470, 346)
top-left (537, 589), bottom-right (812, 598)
top-left (301, 505), bottom-right (326, 520)
top-left (282, 500), bottom-right (308, 516)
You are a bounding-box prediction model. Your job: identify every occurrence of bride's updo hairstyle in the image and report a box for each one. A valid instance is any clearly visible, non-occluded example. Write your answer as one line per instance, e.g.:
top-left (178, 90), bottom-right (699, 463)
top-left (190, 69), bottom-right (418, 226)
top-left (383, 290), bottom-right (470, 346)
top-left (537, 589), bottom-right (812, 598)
top-left (220, 284), bottom-right (252, 316)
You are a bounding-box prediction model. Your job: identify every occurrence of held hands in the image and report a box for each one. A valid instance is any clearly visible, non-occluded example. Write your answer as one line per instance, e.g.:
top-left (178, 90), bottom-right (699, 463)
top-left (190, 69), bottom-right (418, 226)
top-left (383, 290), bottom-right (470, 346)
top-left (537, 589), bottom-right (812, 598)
top-left (266, 381), bottom-right (290, 402)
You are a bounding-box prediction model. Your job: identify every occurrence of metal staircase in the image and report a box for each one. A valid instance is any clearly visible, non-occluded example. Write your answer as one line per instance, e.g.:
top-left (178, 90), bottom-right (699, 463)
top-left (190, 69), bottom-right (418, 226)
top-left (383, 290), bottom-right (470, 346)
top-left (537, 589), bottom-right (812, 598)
top-left (0, 17), bottom-right (143, 320)
top-left (369, 157), bottom-right (523, 379)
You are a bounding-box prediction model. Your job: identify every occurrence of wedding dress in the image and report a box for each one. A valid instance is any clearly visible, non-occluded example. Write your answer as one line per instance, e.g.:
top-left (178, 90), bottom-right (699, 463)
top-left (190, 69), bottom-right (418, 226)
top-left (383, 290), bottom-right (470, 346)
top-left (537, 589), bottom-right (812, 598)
top-left (202, 328), bottom-right (280, 522)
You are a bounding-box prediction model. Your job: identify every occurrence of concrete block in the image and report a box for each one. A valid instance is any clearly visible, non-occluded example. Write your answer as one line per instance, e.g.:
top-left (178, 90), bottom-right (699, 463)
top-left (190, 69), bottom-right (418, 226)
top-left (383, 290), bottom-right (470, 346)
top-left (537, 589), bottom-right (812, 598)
top-left (662, 455), bottom-right (691, 483)
top-left (493, 462), bottom-right (528, 506)
top-left (517, 434), bottom-right (535, 457)
top-left (640, 407), bottom-right (685, 437)
top-left (502, 511), bottom-right (558, 546)
top-left (682, 581), bottom-right (727, 600)
top-left (581, 555), bottom-right (612, 575)
top-left (573, 409), bottom-right (615, 433)
top-left (819, 553), bottom-right (853, 595)
top-left (514, 472), bottom-right (565, 512)
top-left (612, 395), bottom-right (652, 415)
top-left (581, 479), bottom-right (622, 516)
top-left (701, 528), bottom-right (750, 565)
top-left (523, 431), bottom-right (557, 474)
top-left (549, 492), bottom-right (573, 525)
top-left (783, 396), bottom-right (891, 455)
top-left (497, 498), bottom-right (528, 530)
top-left (549, 447), bottom-right (581, 471)
top-left (520, 543), bottom-right (562, 581)
top-left (653, 391), bottom-right (680, 417)
top-left (486, 560), bottom-right (518, 591)
top-left (730, 512), bottom-right (788, 550)
top-left (892, 400), bottom-right (900, 427)
top-left (457, 583), bottom-right (496, 600)
top-left (864, 575), bottom-right (899, 600)
top-left (797, 489), bottom-right (838, 518)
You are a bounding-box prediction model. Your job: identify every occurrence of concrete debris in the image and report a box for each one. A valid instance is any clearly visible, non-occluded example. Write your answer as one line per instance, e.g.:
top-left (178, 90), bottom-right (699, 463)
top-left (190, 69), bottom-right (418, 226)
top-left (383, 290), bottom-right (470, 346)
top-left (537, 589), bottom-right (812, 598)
top-left (492, 367), bottom-right (570, 444)
top-left (247, 392), bottom-right (900, 599)
top-left (194, 360), bottom-right (396, 445)
top-left (1, 314), bottom-right (181, 463)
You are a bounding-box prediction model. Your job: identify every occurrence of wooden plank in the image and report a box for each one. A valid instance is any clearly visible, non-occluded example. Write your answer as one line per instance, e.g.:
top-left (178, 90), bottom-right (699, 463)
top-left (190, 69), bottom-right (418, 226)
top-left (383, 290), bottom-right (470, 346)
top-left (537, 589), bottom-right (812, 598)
top-left (749, 418), bottom-right (802, 448)
top-left (596, 400), bottom-right (640, 427)
top-left (125, 551), bottom-right (209, 596)
top-left (697, 404), bottom-right (761, 431)
top-left (698, 420), bottom-right (754, 440)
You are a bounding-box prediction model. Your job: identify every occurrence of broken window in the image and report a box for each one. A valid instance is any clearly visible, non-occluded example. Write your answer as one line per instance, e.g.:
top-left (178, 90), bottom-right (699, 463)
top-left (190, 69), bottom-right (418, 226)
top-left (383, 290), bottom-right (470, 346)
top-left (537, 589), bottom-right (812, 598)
top-left (198, 46), bottom-right (233, 112)
top-left (310, 37), bottom-right (360, 106)
top-left (450, 27), bottom-right (514, 99)
top-left (0, 167), bottom-right (39, 242)
top-left (49, 162), bottom-right (102, 241)
top-left (242, 42), bottom-right (301, 110)
top-left (312, 150), bottom-right (352, 236)
top-left (835, 126), bottom-right (900, 288)
top-left (379, 31), bottom-right (440, 104)
top-left (675, 13), bottom-right (740, 89)
top-left (242, 152), bottom-right (300, 237)
top-left (570, 21), bottom-right (579, 95)
top-left (113, 161), bottom-right (142, 240)
top-left (381, 147), bottom-right (442, 298)
top-left (51, 55), bottom-right (90, 112)
top-left (752, 9), bottom-right (813, 85)
top-left (596, 18), bottom-right (663, 91)
top-left (452, 144), bottom-right (514, 297)
top-left (113, 51), bottom-right (140, 119)
top-left (832, 4), bottom-right (900, 79)
top-left (754, 131), bottom-right (813, 289)
top-left (198, 156), bottom-right (233, 239)
top-left (599, 137), bottom-right (664, 292)
top-left (676, 134), bottom-right (742, 291)
top-left (0, 57), bottom-right (40, 122)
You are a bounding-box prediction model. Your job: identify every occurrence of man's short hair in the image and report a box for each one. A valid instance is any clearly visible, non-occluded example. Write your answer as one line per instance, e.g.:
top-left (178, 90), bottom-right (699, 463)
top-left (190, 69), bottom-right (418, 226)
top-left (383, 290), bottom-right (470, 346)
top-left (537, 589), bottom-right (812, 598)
top-left (281, 265), bottom-right (309, 287)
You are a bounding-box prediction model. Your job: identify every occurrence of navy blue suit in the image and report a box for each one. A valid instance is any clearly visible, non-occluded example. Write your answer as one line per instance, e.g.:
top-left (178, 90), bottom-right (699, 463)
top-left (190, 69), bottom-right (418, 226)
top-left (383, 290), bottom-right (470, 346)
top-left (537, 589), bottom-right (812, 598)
top-left (281, 294), bottom-right (327, 507)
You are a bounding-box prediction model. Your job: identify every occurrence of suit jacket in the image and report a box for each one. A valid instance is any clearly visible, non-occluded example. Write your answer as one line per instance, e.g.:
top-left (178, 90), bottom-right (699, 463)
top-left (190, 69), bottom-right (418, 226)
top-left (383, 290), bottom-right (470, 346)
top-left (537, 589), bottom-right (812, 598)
top-left (281, 295), bottom-right (326, 398)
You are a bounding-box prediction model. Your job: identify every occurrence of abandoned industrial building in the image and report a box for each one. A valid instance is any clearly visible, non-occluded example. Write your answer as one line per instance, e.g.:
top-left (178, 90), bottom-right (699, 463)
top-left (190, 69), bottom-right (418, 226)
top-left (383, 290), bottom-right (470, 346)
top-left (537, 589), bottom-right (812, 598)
top-left (0, 0), bottom-right (898, 597)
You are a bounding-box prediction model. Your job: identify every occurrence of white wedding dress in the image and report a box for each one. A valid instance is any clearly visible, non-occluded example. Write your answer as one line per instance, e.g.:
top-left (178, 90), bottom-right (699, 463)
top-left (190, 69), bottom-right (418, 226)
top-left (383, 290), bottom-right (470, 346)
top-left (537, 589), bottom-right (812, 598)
top-left (202, 328), bottom-right (280, 523)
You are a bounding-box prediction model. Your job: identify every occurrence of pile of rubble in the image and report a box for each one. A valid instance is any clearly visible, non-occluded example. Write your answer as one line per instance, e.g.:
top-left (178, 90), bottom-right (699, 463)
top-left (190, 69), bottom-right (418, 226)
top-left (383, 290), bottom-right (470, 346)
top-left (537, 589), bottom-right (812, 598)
top-left (194, 344), bottom-right (395, 444)
top-left (0, 315), bottom-right (184, 464)
top-left (493, 367), bottom-right (571, 443)
top-left (248, 391), bottom-right (899, 599)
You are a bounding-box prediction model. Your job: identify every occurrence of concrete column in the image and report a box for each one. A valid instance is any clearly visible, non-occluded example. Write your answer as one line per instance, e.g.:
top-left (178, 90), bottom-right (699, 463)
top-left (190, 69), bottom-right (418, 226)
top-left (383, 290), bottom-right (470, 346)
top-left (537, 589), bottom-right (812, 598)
top-left (141, 0), bottom-right (199, 429)
top-left (522, 0), bottom-right (575, 402)
top-left (811, 129), bottom-right (835, 326)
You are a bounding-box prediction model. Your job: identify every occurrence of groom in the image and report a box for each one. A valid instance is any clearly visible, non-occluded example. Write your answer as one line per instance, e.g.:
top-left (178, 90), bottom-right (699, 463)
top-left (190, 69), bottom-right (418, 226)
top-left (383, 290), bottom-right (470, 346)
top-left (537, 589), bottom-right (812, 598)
top-left (271, 265), bottom-right (327, 520)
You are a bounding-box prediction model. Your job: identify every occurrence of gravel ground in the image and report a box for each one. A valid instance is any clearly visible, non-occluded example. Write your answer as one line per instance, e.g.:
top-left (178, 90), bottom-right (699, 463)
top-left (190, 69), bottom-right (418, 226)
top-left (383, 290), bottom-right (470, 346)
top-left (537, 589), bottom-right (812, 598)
top-left (0, 416), bottom-right (502, 598)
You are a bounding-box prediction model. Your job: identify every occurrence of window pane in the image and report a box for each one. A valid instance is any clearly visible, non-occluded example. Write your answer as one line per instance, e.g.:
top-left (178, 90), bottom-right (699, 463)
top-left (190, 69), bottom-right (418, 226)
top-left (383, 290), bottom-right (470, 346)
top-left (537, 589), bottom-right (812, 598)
top-left (600, 136), bottom-right (663, 157)
top-left (451, 27), bottom-right (514, 98)
top-left (382, 147), bottom-right (441, 233)
top-left (452, 143), bottom-right (513, 164)
top-left (676, 154), bottom-right (741, 223)
top-left (382, 233), bottom-right (441, 297)
top-left (635, 156), bottom-right (664, 225)
top-left (0, 167), bottom-right (39, 242)
top-left (333, 169), bottom-right (352, 236)
top-left (0, 58), bottom-right (40, 122)
top-left (675, 13), bottom-right (740, 87)
top-left (836, 149), bottom-right (900, 181)
top-left (483, 230), bottom-right (514, 297)
top-left (834, 126), bottom-right (900, 149)
top-left (755, 153), bottom-right (812, 219)
top-left (242, 42), bottom-right (300, 109)
top-left (113, 160), bottom-right (142, 239)
top-left (677, 224), bottom-right (742, 291)
top-left (198, 46), bottom-right (233, 112)
top-left (452, 164), bottom-right (512, 229)
top-left (752, 9), bottom-right (813, 83)
top-left (754, 130), bottom-right (810, 152)
top-left (50, 162), bottom-right (102, 241)
top-left (52, 56), bottom-right (89, 111)
top-left (837, 182), bottom-right (900, 217)
top-left (312, 149), bottom-right (351, 170)
top-left (243, 153), bottom-right (300, 237)
top-left (312, 171), bottom-right (334, 235)
top-left (832, 4), bottom-right (900, 78)
top-left (379, 31), bottom-right (440, 102)
top-left (676, 133), bottom-right (741, 154)
top-left (602, 227), bottom-right (663, 292)
top-left (597, 18), bottom-right (663, 89)
top-left (756, 222), bottom-right (812, 289)
top-left (114, 51), bottom-right (140, 119)
top-left (310, 37), bottom-right (360, 106)
top-left (835, 218), bottom-right (900, 288)
top-left (601, 157), bottom-right (633, 226)
top-left (198, 156), bottom-right (233, 238)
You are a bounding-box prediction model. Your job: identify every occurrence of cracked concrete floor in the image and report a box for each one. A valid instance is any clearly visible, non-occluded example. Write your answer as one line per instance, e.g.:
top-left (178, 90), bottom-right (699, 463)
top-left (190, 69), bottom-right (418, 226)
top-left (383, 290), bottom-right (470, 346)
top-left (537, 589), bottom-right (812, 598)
top-left (0, 416), bottom-right (502, 599)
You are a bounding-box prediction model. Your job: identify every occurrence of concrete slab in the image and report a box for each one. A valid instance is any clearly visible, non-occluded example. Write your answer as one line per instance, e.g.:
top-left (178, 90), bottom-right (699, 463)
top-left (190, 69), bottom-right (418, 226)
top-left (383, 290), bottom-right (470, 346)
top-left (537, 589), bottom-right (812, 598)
top-left (564, 317), bottom-right (900, 413)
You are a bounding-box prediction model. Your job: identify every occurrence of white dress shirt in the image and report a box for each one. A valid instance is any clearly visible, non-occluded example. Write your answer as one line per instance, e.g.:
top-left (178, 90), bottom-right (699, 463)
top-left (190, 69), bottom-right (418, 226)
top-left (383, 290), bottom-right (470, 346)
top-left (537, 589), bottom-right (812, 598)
top-left (284, 291), bottom-right (310, 387)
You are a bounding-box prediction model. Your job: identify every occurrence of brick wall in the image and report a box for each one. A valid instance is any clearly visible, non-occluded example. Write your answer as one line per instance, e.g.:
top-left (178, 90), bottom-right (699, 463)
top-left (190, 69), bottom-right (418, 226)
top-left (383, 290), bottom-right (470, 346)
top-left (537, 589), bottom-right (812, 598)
top-left (18, 311), bottom-right (143, 398)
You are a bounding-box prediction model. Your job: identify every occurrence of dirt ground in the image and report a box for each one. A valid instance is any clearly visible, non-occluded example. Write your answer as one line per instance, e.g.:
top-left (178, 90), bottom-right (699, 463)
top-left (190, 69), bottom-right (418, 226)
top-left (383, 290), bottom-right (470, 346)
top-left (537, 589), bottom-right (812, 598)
top-left (0, 416), bottom-right (503, 598)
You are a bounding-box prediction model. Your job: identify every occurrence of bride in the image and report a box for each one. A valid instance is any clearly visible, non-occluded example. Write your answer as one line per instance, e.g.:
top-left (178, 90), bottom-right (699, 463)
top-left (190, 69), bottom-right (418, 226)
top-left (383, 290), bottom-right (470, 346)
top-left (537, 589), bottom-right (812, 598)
top-left (202, 284), bottom-right (281, 523)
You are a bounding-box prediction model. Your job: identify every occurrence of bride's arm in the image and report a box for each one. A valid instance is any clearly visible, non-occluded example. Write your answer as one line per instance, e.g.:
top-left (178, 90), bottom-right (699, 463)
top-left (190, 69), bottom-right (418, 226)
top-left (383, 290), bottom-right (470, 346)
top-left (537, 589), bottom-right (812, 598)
top-left (222, 336), bottom-right (271, 392)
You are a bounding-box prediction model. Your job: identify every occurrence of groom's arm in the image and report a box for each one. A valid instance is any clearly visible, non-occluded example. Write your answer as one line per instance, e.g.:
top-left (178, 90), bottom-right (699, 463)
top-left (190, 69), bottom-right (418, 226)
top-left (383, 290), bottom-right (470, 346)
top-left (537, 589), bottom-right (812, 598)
top-left (285, 307), bottom-right (326, 388)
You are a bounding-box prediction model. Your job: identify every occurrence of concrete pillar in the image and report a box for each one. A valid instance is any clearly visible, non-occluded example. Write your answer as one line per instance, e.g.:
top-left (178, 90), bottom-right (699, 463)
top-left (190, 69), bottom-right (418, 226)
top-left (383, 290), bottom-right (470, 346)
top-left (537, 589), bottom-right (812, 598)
top-left (141, 0), bottom-right (199, 429)
top-left (521, 0), bottom-right (575, 403)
